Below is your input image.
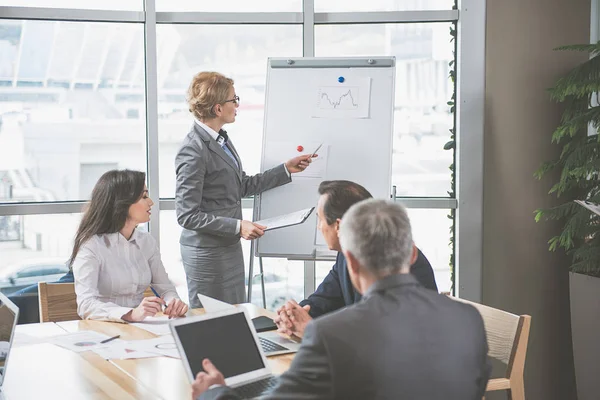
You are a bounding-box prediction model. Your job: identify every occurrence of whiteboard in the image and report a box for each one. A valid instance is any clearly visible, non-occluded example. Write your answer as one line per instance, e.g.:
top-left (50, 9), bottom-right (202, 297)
top-left (255, 57), bottom-right (395, 258)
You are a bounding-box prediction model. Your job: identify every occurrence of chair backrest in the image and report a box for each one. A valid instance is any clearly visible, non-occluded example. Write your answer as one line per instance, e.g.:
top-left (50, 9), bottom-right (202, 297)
top-left (452, 297), bottom-right (531, 375)
top-left (143, 287), bottom-right (155, 298)
top-left (38, 282), bottom-right (81, 323)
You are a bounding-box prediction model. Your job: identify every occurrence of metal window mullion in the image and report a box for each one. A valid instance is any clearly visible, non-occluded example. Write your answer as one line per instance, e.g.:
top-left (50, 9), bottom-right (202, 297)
top-left (155, 12), bottom-right (302, 24)
top-left (303, 0), bottom-right (315, 57)
top-left (144, 0), bottom-right (160, 244)
top-left (302, 0), bottom-right (315, 298)
top-left (455, 0), bottom-right (485, 302)
top-left (314, 10), bottom-right (459, 24)
top-left (0, 202), bottom-right (85, 216)
top-left (395, 197), bottom-right (458, 209)
top-left (0, 7), bottom-right (145, 23)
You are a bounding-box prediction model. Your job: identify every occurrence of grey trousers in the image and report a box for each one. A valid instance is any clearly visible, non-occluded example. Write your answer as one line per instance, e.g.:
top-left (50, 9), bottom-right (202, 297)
top-left (181, 241), bottom-right (245, 309)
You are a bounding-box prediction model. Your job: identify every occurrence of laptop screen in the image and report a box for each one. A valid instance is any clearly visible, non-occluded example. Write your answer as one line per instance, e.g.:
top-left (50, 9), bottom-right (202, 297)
top-left (0, 297), bottom-right (17, 386)
top-left (174, 312), bottom-right (265, 379)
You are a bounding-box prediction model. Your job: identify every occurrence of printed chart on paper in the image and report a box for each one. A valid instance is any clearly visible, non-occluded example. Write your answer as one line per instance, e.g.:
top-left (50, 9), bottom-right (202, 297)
top-left (312, 77), bottom-right (371, 119)
top-left (317, 86), bottom-right (360, 110)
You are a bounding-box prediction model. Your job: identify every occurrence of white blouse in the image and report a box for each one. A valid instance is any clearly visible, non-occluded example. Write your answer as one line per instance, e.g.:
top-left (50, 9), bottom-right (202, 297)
top-left (72, 229), bottom-right (179, 322)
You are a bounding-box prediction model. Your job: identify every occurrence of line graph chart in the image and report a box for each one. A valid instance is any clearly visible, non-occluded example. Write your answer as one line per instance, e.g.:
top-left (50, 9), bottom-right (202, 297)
top-left (317, 86), bottom-right (360, 110)
top-left (312, 77), bottom-right (371, 119)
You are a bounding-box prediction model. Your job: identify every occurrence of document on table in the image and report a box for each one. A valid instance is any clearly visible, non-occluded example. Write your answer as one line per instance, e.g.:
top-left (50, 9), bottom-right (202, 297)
top-left (92, 343), bottom-right (157, 360)
top-left (255, 207), bottom-right (315, 231)
top-left (50, 331), bottom-right (118, 353)
top-left (127, 336), bottom-right (180, 359)
top-left (575, 200), bottom-right (600, 216)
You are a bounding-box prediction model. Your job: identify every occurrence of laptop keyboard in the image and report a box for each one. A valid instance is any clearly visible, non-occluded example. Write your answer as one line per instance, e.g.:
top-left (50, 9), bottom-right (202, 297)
top-left (259, 336), bottom-right (288, 353)
top-left (235, 376), bottom-right (278, 398)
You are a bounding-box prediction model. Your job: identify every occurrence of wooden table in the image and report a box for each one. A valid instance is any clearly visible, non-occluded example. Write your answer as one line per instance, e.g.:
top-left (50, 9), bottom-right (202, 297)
top-left (2, 304), bottom-right (293, 400)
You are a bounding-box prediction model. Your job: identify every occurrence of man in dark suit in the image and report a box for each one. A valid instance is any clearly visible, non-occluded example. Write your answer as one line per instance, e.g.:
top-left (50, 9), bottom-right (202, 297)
top-left (276, 180), bottom-right (438, 338)
top-left (191, 199), bottom-right (490, 400)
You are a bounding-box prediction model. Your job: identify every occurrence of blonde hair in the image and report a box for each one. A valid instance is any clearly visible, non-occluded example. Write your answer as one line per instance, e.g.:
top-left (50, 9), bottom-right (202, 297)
top-left (187, 71), bottom-right (234, 120)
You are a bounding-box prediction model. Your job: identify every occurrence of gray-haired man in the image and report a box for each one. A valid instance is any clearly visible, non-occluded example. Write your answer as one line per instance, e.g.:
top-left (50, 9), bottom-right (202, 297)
top-left (191, 200), bottom-right (491, 400)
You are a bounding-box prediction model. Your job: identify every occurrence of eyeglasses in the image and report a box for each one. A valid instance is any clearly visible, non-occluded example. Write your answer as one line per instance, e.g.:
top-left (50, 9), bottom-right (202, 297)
top-left (223, 95), bottom-right (240, 105)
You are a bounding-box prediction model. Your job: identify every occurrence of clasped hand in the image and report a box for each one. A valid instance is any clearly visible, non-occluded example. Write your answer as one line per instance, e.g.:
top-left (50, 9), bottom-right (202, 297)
top-left (274, 299), bottom-right (312, 338)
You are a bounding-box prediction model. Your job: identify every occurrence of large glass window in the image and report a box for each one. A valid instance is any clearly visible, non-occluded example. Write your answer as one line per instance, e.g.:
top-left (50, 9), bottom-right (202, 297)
top-left (0, 4), bottom-right (465, 309)
top-left (156, 25), bottom-right (302, 198)
top-left (315, 23), bottom-right (454, 197)
top-left (0, 213), bottom-right (80, 295)
top-left (0, 20), bottom-right (147, 203)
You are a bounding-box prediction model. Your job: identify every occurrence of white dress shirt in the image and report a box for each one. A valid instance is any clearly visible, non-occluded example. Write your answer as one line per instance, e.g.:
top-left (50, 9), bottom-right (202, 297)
top-left (72, 229), bottom-right (179, 322)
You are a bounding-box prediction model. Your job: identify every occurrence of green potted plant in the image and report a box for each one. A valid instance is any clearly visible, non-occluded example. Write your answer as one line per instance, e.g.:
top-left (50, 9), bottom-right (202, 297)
top-left (534, 42), bottom-right (600, 400)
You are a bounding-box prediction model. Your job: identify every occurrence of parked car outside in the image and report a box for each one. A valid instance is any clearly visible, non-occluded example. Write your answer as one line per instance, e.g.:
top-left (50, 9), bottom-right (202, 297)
top-left (0, 258), bottom-right (69, 295)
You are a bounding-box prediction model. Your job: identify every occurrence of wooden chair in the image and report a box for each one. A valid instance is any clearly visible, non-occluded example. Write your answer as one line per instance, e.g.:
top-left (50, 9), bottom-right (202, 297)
top-left (38, 282), bottom-right (81, 323)
top-left (452, 297), bottom-right (531, 400)
top-left (38, 283), bottom-right (158, 323)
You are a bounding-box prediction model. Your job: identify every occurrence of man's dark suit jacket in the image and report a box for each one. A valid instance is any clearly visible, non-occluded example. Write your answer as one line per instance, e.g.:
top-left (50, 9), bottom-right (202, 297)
top-left (299, 248), bottom-right (438, 318)
top-left (199, 274), bottom-right (490, 400)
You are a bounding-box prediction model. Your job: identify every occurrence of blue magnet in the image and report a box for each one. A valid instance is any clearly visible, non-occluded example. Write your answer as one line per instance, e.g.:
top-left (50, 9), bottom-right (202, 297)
top-left (338, 76), bottom-right (345, 83)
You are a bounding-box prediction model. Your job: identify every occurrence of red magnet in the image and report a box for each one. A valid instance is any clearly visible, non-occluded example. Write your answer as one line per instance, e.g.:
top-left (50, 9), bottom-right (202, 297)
top-left (297, 145), bottom-right (304, 152)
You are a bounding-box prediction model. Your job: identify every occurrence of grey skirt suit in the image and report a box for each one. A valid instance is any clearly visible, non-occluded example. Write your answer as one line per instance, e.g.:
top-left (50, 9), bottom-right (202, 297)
top-left (175, 124), bottom-right (291, 307)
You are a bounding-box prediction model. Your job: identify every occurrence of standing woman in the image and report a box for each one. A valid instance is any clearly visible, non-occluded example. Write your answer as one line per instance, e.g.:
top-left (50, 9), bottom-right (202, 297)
top-left (175, 72), bottom-right (312, 307)
top-left (71, 170), bottom-right (188, 322)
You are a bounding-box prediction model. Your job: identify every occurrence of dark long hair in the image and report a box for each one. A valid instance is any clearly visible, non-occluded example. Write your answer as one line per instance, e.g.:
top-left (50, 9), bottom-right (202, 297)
top-left (68, 169), bottom-right (146, 267)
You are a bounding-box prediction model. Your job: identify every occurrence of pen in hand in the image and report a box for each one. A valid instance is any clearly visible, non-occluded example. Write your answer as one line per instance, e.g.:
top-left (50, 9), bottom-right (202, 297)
top-left (311, 143), bottom-right (323, 158)
top-left (100, 334), bottom-right (120, 344)
top-left (149, 286), bottom-right (167, 312)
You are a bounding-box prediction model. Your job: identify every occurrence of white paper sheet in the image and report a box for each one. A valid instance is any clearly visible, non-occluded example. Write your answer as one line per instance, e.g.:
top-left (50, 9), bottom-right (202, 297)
top-left (125, 336), bottom-right (181, 359)
top-left (312, 77), bottom-right (371, 119)
top-left (50, 331), bottom-right (115, 353)
top-left (92, 343), bottom-right (158, 360)
top-left (129, 316), bottom-right (177, 336)
top-left (263, 141), bottom-right (328, 179)
top-left (197, 294), bottom-right (236, 313)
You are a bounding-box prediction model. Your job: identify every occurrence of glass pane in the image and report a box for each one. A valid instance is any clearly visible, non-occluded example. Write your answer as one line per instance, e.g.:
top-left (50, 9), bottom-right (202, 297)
top-left (2, 1), bottom-right (142, 11)
top-left (0, 20), bottom-right (147, 203)
top-left (315, 0), bottom-right (454, 12)
top-left (315, 208), bottom-right (453, 295)
top-left (406, 208), bottom-right (452, 293)
top-left (158, 211), bottom-right (189, 302)
top-left (0, 213), bottom-right (80, 295)
top-left (157, 25), bottom-right (302, 198)
top-left (315, 23), bottom-right (454, 197)
top-left (157, 1), bottom-right (301, 12)
top-left (160, 208), bottom-right (304, 311)
top-left (241, 208), bottom-right (304, 311)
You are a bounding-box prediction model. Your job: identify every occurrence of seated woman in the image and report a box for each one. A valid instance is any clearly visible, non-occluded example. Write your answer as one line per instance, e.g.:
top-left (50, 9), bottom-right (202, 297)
top-left (70, 169), bottom-right (188, 322)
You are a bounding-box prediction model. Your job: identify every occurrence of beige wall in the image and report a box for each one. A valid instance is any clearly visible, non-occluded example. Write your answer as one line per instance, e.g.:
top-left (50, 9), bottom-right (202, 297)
top-left (483, 0), bottom-right (590, 399)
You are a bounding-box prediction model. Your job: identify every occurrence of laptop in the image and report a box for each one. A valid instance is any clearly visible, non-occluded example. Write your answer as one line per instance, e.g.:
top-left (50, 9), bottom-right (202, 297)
top-left (197, 293), bottom-right (300, 356)
top-left (0, 292), bottom-right (19, 393)
top-left (170, 308), bottom-right (280, 399)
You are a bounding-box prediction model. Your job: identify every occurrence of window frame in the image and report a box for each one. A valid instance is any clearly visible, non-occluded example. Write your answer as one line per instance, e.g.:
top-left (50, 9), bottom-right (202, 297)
top-left (0, 0), bottom-right (485, 302)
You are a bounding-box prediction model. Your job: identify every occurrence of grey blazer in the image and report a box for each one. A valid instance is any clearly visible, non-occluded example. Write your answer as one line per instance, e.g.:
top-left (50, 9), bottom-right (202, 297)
top-left (175, 124), bottom-right (291, 248)
top-left (200, 274), bottom-right (491, 400)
